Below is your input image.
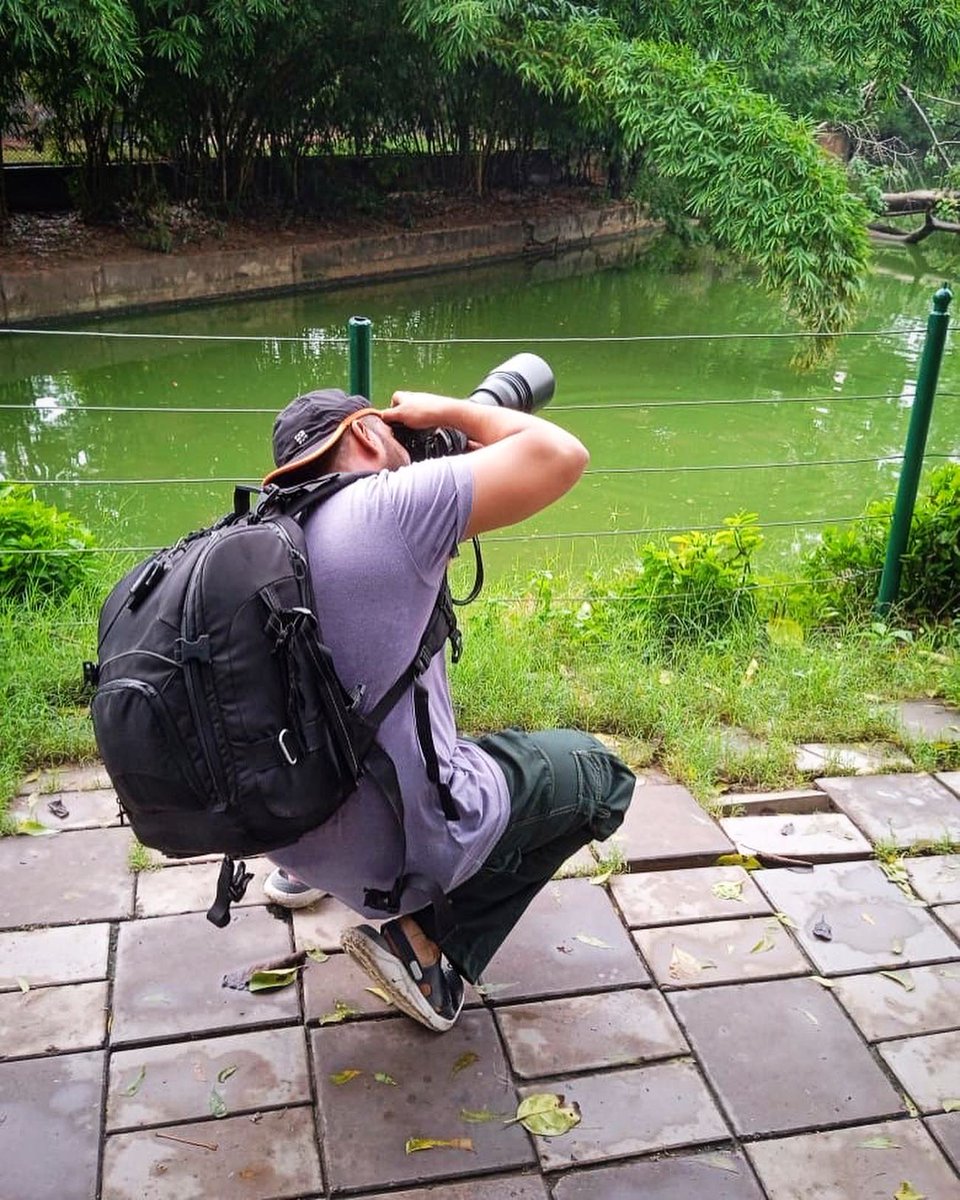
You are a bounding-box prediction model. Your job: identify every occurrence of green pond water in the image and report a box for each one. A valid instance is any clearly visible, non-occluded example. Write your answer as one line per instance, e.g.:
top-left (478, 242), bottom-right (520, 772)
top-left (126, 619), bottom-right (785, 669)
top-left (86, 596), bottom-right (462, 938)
top-left (1, 233), bottom-right (959, 588)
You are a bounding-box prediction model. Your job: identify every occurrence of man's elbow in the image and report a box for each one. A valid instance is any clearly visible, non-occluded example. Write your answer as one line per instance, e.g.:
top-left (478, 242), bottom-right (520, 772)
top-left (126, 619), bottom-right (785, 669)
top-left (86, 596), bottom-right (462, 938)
top-left (557, 438), bottom-right (589, 490)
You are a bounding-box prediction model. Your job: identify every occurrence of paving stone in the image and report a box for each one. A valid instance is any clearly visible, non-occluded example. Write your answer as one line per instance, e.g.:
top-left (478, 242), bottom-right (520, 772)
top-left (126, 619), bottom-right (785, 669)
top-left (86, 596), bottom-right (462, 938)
top-left (304, 949), bottom-right (402, 1023)
top-left (753, 859), bottom-right (959, 974)
top-left (111, 907), bottom-right (297, 1045)
top-left (292, 894), bottom-right (365, 952)
top-left (926, 1112), bottom-right (960, 1175)
top-left (134, 858), bottom-right (273, 917)
top-left (799, 743), bottom-right (914, 773)
top-left (611, 866), bottom-right (771, 928)
top-left (635, 915), bottom-right (811, 989)
top-left (719, 812), bottom-right (871, 863)
top-left (496, 988), bottom-right (687, 1078)
top-left (552, 1151), bottom-right (766, 1200)
top-left (554, 845), bottom-right (598, 878)
top-left (897, 699), bottom-right (960, 743)
top-left (0, 1049), bottom-right (104, 1200)
top-left (107, 1026), bottom-right (310, 1130)
top-left (936, 903), bottom-right (960, 942)
top-left (478, 879), bottom-right (649, 1002)
top-left (940, 771), bottom-right (960, 799)
top-left (816, 772), bottom-right (960, 847)
top-left (719, 726), bottom-right (766, 754)
top-left (360, 1178), bottom-right (549, 1200)
top-left (830, 964), bottom-right (960, 1041)
top-left (794, 745), bottom-right (830, 773)
top-left (519, 1059), bottom-right (729, 1171)
top-left (0, 922), bottom-right (110, 990)
top-left (747, 1119), bottom-right (960, 1199)
top-left (906, 854), bottom-right (960, 903)
top-left (101, 1107), bottom-right (322, 1200)
top-left (10, 786), bottom-right (121, 831)
top-left (17, 763), bottom-right (112, 795)
top-left (0, 980), bottom-right (109, 1057)
top-left (313, 1010), bottom-right (534, 1192)
top-left (0, 825), bottom-right (134, 928)
top-left (715, 789), bottom-right (832, 816)
top-left (877, 1030), bottom-right (960, 1114)
top-left (671, 977), bottom-right (904, 1135)
top-left (609, 783), bottom-right (734, 869)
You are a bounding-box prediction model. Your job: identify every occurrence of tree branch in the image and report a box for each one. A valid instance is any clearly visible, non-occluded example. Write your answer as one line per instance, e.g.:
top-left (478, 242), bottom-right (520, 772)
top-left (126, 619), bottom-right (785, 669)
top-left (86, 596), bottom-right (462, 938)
top-left (900, 85), bottom-right (952, 169)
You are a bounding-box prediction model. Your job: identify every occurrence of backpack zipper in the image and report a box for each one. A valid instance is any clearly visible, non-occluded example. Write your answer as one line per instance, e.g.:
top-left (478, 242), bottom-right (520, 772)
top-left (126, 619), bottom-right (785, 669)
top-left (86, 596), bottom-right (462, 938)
top-left (181, 536), bottom-right (229, 804)
top-left (270, 519), bottom-right (360, 780)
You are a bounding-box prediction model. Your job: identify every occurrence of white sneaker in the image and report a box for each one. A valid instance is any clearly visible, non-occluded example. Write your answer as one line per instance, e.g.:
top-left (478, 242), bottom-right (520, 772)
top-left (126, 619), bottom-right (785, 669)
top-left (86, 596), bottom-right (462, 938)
top-left (263, 868), bottom-right (326, 909)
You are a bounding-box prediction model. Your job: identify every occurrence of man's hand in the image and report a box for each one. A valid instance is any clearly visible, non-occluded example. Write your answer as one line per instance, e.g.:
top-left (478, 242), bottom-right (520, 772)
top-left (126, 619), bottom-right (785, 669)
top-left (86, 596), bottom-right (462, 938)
top-left (383, 389), bottom-right (588, 540)
top-left (381, 392), bottom-right (463, 431)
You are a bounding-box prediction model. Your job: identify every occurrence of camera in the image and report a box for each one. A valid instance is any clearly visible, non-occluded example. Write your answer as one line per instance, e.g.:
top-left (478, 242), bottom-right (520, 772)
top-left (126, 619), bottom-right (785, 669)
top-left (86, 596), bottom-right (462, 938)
top-left (393, 353), bottom-right (556, 461)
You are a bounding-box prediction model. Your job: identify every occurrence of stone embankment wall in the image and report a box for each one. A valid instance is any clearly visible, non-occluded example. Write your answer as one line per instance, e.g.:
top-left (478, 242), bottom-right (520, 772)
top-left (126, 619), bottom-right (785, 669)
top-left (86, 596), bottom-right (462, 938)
top-left (0, 202), bottom-right (650, 325)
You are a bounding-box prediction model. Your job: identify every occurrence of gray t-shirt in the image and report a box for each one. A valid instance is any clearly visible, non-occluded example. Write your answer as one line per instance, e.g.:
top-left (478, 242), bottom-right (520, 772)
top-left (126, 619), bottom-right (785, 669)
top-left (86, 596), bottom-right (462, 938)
top-left (269, 455), bottom-right (510, 915)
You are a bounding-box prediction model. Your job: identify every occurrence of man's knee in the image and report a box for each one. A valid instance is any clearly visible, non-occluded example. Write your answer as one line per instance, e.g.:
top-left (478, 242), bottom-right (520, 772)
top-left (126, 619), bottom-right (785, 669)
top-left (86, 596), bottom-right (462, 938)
top-left (566, 732), bottom-right (635, 841)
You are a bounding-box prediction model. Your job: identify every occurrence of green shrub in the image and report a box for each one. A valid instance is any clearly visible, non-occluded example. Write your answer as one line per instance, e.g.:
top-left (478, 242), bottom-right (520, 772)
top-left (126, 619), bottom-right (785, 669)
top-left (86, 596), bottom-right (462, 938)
top-left (0, 487), bottom-right (96, 601)
top-left (803, 463), bottom-right (960, 624)
top-left (576, 511), bottom-right (765, 647)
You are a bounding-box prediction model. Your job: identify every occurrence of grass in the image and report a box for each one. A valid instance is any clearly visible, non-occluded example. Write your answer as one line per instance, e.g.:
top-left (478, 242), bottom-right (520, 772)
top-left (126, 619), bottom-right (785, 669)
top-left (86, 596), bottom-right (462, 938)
top-left (0, 558), bottom-right (120, 828)
top-left (449, 565), bottom-right (960, 801)
top-left (128, 839), bottom-right (160, 873)
top-left (1, 555), bottom-right (959, 824)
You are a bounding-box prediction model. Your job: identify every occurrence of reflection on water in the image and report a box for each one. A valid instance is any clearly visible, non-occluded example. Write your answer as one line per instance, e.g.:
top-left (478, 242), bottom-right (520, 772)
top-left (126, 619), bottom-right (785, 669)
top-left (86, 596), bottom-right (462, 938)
top-left (1, 234), bottom-right (958, 577)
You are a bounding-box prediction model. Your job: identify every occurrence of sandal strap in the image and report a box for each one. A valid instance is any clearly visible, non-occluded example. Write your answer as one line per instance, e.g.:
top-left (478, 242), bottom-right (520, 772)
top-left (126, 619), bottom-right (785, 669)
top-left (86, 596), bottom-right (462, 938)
top-left (382, 920), bottom-right (460, 1017)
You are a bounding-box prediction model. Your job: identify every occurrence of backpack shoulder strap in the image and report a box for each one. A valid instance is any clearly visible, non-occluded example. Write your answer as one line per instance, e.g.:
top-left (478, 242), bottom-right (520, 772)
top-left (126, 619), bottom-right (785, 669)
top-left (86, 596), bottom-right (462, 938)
top-left (365, 574), bottom-right (460, 730)
top-left (256, 471), bottom-right (376, 523)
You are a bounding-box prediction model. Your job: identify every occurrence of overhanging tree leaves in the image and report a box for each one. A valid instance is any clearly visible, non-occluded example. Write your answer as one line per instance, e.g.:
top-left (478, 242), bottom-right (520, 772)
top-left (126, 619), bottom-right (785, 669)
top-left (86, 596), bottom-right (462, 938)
top-left (405, 0), bottom-right (872, 333)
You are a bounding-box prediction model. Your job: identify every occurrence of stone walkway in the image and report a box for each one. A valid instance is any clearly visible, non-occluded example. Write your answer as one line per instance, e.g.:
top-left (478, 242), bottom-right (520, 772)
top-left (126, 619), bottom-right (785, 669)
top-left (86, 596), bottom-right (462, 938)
top-left (2, 764), bottom-right (960, 1199)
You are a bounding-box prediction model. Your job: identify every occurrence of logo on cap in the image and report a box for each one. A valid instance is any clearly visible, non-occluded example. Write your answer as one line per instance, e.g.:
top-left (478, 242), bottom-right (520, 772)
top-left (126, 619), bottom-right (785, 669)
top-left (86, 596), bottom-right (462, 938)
top-left (294, 430), bottom-right (309, 446)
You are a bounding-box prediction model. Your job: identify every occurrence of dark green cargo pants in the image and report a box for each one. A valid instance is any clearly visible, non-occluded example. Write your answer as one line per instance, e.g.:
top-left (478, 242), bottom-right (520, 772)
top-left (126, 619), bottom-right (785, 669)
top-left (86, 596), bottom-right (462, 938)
top-left (413, 728), bottom-right (635, 983)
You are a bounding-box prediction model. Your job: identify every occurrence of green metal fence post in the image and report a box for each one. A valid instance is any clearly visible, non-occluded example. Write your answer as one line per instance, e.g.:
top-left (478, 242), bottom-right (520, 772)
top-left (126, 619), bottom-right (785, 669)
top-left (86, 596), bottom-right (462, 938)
top-left (348, 316), bottom-right (373, 400)
top-left (875, 284), bottom-right (952, 615)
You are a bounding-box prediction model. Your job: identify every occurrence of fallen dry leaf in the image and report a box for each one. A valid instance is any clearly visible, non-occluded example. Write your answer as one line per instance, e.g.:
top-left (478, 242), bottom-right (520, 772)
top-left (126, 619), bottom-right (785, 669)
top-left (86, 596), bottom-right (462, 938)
top-left (451, 1051), bottom-right (479, 1076)
top-left (860, 1135), bottom-right (900, 1149)
top-left (573, 933), bottom-right (612, 949)
top-left (318, 1000), bottom-right (359, 1026)
top-left (514, 1093), bottom-right (582, 1137)
top-left (669, 945), bottom-right (715, 980)
top-left (329, 1069), bottom-right (362, 1086)
top-left (711, 880), bottom-right (744, 902)
top-left (880, 970), bottom-right (915, 992)
top-left (405, 1137), bottom-right (474, 1154)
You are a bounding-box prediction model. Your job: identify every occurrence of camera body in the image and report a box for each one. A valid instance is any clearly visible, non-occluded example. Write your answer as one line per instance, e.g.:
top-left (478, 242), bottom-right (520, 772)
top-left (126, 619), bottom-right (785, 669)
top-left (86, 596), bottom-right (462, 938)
top-left (393, 353), bottom-right (556, 461)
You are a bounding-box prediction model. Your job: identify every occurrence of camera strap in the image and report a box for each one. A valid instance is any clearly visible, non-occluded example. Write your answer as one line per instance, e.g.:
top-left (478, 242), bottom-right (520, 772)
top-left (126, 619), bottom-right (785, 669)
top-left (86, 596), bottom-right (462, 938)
top-left (451, 536), bottom-right (484, 606)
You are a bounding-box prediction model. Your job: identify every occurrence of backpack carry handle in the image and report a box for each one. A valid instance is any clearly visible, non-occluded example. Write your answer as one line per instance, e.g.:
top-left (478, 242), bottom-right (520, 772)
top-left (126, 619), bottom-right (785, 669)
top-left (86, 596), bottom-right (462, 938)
top-left (234, 485), bottom-right (261, 517)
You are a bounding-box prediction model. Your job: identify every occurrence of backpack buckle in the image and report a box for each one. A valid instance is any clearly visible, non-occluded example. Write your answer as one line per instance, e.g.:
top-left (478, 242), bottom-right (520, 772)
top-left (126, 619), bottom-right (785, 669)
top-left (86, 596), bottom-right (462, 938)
top-left (278, 728), bottom-right (299, 765)
top-left (177, 635), bottom-right (211, 664)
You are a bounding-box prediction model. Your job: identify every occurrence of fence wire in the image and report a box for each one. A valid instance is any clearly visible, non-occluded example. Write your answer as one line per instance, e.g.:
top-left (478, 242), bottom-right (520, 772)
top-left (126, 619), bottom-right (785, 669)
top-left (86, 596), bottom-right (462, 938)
top-left (0, 326), bottom-right (930, 344)
top-left (0, 390), bottom-right (935, 414)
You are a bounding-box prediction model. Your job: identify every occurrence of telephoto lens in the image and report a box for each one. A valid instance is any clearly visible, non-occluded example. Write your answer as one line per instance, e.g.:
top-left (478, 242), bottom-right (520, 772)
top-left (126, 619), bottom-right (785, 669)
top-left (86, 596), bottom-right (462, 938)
top-left (394, 353), bottom-right (556, 460)
top-left (469, 353), bottom-right (556, 412)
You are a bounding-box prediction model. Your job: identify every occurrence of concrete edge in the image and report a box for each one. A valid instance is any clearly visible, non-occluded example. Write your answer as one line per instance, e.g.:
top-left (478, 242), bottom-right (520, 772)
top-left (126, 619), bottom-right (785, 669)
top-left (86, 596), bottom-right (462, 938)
top-left (0, 202), bottom-right (654, 325)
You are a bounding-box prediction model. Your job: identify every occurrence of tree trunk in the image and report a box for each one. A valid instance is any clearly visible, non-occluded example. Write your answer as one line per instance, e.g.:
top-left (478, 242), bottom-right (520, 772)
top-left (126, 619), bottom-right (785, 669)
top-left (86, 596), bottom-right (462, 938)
top-left (868, 191), bottom-right (960, 244)
top-left (880, 190), bottom-right (960, 214)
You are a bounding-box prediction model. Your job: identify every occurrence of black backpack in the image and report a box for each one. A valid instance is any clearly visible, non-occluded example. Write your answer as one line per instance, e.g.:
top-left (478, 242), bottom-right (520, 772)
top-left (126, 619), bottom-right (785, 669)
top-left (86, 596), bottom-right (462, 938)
top-left (85, 475), bottom-right (459, 926)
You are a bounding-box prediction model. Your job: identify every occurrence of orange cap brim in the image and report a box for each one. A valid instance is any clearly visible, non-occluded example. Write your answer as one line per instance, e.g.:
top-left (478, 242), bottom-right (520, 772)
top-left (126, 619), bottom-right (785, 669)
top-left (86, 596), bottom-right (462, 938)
top-left (262, 406), bottom-right (377, 487)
